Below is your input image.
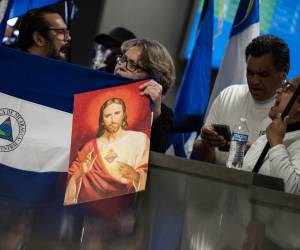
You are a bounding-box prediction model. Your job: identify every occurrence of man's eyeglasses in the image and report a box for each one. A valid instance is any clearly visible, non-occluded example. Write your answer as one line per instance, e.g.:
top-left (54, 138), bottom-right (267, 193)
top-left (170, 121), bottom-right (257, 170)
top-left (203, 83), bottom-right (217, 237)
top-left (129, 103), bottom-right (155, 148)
top-left (282, 81), bottom-right (296, 93)
top-left (116, 54), bottom-right (147, 73)
top-left (47, 28), bottom-right (70, 41)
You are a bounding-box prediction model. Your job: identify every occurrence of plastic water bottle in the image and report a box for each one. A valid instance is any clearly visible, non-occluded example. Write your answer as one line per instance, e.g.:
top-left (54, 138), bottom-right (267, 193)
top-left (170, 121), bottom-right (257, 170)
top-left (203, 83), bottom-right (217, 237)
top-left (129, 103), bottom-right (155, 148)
top-left (226, 118), bottom-right (249, 169)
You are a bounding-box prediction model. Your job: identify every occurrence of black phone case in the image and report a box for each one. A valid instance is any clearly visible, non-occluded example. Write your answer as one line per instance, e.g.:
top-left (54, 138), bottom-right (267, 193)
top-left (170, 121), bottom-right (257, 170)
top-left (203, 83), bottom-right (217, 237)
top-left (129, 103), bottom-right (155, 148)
top-left (212, 124), bottom-right (231, 141)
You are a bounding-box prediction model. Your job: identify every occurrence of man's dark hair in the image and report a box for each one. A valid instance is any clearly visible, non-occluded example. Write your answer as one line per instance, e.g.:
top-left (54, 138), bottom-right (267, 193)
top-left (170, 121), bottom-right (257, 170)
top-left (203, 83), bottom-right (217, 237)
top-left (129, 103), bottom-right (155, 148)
top-left (97, 98), bottom-right (128, 137)
top-left (17, 8), bottom-right (60, 51)
top-left (245, 34), bottom-right (290, 72)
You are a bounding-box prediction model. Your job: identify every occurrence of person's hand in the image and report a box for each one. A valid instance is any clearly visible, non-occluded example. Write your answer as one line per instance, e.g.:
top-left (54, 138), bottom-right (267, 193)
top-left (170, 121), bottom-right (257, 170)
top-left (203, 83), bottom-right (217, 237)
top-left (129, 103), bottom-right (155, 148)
top-left (266, 113), bottom-right (288, 147)
top-left (64, 178), bottom-right (78, 205)
top-left (245, 142), bottom-right (252, 154)
top-left (200, 125), bottom-right (227, 148)
top-left (118, 161), bottom-right (140, 184)
top-left (80, 149), bottom-right (97, 175)
top-left (139, 80), bottom-right (162, 120)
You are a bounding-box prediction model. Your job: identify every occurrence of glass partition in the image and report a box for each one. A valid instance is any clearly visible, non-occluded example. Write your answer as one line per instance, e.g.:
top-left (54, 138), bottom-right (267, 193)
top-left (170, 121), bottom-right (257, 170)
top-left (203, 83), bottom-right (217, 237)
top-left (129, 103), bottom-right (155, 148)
top-left (0, 152), bottom-right (300, 250)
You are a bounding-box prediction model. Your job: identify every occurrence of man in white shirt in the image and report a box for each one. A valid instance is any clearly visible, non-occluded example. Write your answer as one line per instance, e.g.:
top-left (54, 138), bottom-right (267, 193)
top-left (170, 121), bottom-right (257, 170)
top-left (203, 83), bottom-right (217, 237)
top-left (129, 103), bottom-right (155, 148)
top-left (193, 35), bottom-right (290, 165)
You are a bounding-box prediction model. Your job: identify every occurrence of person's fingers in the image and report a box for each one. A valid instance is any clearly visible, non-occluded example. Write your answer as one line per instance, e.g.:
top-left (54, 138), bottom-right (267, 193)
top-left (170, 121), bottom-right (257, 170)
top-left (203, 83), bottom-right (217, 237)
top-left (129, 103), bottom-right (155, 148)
top-left (118, 161), bottom-right (130, 168)
top-left (202, 137), bottom-right (226, 147)
top-left (86, 148), bottom-right (95, 160)
top-left (139, 81), bottom-right (162, 97)
top-left (283, 115), bottom-right (289, 126)
top-left (90, 155), bottom-right (97, 166)
top-left (86, 152), bottom-right (92, 159)
top-left (139, 80), bottom-right (156, 90)
top-left (139, 82), bottom-right (148, 90)
top-left (140, 86), bottom-right (160, 94)
top-left (119, 167), bottom-right (133, 179)
top-left (201, 132), bottom-right (224, 143)
top-left (120, 167), bottom-right (131, 174)
top-left (121, 172), bottom-right (130, 178)
top-left (201, 126), bottom-right (218, 137)
top-left (275, 112), bottom-right (282, 120)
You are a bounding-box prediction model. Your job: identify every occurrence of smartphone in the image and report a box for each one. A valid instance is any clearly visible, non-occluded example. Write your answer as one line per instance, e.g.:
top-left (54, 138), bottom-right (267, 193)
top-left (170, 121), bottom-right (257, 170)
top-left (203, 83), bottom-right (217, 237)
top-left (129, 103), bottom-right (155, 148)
top-left (281, 81), bottom-right (300, 119)
top-left (212, 124), bottom-right (231, 152)
top-left (212, 124), bottom-right (231, 141)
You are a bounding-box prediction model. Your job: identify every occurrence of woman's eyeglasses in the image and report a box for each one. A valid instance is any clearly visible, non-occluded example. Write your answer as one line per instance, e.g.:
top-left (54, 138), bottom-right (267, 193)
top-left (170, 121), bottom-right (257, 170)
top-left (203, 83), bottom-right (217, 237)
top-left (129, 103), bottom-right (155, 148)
top-left (116, 55), bottom-right (147, 73)
top-left (282, 81), bottom-right (296, 93)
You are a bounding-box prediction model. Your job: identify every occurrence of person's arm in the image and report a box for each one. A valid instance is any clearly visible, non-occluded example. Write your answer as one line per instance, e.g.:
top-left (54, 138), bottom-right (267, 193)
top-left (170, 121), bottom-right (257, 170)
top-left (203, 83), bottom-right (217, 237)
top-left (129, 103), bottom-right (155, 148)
top-left (192, 137), bottom-right (216, 163)
top-left (192, 93), bottom-right (228, 163)
top-left (118, 161), bottom-right (141, 188)
top-left (119, 135), bottom-right (150, 191)
top-left (267, 113), bottom-right (300, 194)
top-left (268, 144), bottom-right (300, 194)
top-left (64, 147), bottom-right (97, 205)
top-left (64, 171), bottom-right (83, 205)
top-left (192, 125), bottom-right (226, 163)
top-left (139, 80), bottom-right (162, 120)
top-left (150, 103), bottom-right (173, 153)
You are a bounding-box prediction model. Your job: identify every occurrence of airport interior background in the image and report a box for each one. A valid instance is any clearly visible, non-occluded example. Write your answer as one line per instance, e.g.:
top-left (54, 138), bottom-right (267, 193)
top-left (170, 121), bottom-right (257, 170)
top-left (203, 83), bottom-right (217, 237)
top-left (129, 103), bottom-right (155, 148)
top-left (2, 1), bottom-right (300, 249)
top-left (3, 0), bottom-right (300, 106)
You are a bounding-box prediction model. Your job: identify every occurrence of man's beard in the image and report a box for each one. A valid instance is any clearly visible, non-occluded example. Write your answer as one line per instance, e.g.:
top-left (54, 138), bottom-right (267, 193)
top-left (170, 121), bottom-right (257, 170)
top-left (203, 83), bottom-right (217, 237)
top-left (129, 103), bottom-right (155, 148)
top-left (105, 123), bottom-right (121, 134)
top-left (46, 41), bottom-right (69, 60)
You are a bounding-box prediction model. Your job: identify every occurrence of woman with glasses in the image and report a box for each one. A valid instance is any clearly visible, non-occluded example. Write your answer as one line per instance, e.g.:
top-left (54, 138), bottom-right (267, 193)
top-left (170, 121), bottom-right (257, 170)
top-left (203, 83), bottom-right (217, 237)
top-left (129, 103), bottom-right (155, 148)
top-left (114, 38), bottom-right (176, 153)
top-left (242, 77), bottom-right (300, 194)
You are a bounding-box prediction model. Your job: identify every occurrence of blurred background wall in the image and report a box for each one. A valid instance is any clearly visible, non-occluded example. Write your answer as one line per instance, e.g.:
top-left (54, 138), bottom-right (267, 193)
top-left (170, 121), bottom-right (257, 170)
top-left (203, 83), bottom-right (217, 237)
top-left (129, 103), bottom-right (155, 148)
top-left (70, 0), bottom-right (195, 106)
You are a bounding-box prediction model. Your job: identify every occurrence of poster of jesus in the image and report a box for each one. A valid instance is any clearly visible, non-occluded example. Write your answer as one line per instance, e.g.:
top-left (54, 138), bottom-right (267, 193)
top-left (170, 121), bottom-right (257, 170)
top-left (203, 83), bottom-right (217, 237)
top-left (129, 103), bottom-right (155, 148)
top-left (64, 81), bottom-right (151, 205)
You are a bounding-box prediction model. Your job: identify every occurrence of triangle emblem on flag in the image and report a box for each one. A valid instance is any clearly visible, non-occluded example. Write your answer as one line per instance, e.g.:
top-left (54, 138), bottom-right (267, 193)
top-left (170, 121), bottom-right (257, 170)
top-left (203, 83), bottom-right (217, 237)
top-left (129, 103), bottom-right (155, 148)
top-left (0, 117), bottom-right (13, 142)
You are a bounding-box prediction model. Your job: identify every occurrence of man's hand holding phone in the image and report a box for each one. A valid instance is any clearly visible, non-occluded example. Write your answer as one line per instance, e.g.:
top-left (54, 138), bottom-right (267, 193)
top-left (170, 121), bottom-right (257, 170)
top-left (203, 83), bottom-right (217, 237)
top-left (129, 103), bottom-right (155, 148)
top-left (200, 124), bottom-right (231, 152)
top-left (200, 125), bottom-right (226, 146)
top-left (212, 124), bottom-right (231, 151)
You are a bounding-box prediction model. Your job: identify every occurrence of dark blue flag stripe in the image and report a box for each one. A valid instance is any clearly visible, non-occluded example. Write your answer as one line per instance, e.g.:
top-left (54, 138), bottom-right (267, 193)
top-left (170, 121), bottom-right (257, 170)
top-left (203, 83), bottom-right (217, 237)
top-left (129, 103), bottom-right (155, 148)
top-left (174, 0), bottom-right (213, 116)
top-left (230, 0), bottom-right (259, 37)
top-left (0, 163), bottom-right (67, 205)
top-left (0, 47), bottom-right (133, 113)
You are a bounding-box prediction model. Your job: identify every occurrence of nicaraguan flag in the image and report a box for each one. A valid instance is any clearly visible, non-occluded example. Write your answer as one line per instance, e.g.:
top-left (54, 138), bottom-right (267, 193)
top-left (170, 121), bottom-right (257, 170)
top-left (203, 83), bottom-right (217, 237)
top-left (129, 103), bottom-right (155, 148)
top-left (206, 0), bottom-right (259, 112)
top-left (167, 0), bottom-right (214, 158)
top-left (0, 46), bottom-right (132, 205)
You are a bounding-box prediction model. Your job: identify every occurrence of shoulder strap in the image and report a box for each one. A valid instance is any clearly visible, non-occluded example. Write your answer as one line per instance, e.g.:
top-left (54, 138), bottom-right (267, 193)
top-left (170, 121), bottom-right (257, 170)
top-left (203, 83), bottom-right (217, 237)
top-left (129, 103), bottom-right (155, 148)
top-left (252, 142), bottom-right (270, 173)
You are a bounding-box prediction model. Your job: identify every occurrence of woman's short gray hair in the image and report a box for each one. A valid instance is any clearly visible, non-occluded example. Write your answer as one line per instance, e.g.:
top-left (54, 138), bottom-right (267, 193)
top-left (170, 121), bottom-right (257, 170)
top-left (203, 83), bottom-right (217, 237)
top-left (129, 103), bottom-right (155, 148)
top-left (121, 38), bottom-right (176, 95)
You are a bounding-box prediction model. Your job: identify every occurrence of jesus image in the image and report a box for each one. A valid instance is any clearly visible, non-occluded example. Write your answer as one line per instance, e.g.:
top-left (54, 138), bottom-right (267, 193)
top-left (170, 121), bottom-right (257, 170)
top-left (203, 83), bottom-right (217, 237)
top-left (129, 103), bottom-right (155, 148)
top-left (64, 97), bottom-right (150, 205)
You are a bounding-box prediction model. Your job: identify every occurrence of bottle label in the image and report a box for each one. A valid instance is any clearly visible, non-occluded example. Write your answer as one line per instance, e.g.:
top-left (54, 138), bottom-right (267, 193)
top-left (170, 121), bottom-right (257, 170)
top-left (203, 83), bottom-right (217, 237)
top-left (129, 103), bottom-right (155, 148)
top-left (232, 132), bottom-right (248, 143)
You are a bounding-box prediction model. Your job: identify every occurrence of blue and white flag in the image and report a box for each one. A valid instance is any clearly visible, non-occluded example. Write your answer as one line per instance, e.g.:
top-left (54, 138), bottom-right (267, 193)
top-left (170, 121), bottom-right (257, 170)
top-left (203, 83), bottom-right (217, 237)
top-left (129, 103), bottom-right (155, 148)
top-left (167, 0), bottom-right (214, 158)
top-left (0, 0), bottom-right (13, 40)
top-left (0, 46), bottom-right (132, 205)
top-left (206, 0), bottom-right (259, 112)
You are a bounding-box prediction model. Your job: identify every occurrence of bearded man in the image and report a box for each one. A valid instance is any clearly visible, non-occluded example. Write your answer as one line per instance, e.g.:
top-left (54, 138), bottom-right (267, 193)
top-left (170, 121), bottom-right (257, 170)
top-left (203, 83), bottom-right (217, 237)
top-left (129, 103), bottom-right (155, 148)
top-left (18, 8), bottom-right (71, 60)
